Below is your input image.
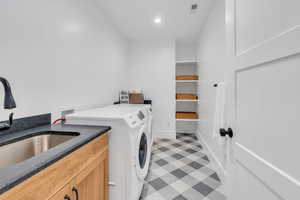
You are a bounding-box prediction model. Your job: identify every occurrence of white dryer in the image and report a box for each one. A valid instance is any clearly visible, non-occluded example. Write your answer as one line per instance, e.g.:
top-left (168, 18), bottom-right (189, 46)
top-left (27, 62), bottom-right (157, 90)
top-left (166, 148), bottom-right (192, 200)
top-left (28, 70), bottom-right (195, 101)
top-left (65, 105), bottom-right (151, 200)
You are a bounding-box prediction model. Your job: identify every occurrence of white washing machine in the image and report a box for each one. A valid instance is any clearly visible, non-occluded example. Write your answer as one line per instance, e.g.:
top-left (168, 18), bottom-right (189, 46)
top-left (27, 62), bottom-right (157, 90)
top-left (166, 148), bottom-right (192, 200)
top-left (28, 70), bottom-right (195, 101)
top-left (65, 105), bottom-right (151, 200)
top-left (116, 104), bottom-right (153, 152)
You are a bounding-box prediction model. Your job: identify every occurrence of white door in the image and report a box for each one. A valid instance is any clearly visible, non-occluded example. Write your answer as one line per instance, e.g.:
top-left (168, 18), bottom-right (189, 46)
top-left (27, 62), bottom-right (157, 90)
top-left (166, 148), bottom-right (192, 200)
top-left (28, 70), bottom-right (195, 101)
top-left (225, 0), bottom-right (300, 199)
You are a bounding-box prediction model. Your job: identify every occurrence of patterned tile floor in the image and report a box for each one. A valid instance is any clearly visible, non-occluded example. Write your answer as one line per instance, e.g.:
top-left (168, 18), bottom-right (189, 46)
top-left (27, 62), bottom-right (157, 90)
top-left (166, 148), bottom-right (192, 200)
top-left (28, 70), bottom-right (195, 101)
top-left (140, 133), bottom-right (226, 200)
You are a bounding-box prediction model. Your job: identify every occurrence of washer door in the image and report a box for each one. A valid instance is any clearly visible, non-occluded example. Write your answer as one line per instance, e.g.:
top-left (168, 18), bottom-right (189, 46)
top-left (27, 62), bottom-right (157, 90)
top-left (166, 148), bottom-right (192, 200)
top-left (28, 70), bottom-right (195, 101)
top-left (135, 126), bottom-right (150, 180)
top-left (148, 115), bottom-right (153, 147)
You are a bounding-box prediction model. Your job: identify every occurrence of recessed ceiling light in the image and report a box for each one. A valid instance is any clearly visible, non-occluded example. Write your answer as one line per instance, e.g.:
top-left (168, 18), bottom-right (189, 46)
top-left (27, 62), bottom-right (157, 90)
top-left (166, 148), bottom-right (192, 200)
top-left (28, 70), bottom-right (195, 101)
top-left (190, 4), bottom-right (198, 14)
top-left (191, 4), bottom-right (198, 10)
top-left (154, 17), bottom-right (162, 24)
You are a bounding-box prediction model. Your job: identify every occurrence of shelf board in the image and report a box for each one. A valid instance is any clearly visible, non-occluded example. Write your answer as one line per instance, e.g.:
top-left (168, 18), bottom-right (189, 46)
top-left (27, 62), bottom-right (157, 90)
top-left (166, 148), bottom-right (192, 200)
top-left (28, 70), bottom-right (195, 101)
top-left (176, 99), bottom-right (199, 102)
top-left (176, 118), bottom-right (200, 122)
top-left (176, 60), bottom-right (199, 64)
top-left (176, 80), bottom-right (199, 83)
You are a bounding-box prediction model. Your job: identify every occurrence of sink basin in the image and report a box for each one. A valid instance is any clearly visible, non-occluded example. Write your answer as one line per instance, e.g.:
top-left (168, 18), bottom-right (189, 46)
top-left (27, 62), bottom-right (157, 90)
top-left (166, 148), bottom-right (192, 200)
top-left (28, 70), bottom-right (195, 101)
top-left (0, 131), bottom-right (79, 169)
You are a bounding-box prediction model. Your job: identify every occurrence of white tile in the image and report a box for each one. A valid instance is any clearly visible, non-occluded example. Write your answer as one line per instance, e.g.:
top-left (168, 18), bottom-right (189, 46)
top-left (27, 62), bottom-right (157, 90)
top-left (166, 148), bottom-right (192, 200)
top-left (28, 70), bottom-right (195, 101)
top-left (143, 192), bottom-right (165, 200)
top-left (152, 166), bottom-right (170, 177)
top-left (170, 180), bottom-right (191, 193)
top-left (170, 160), bottom-right (187, 168)
top-left (185, 153), bottom-right (200, 161)
top-left (189, 170), bottom-right (209, 181)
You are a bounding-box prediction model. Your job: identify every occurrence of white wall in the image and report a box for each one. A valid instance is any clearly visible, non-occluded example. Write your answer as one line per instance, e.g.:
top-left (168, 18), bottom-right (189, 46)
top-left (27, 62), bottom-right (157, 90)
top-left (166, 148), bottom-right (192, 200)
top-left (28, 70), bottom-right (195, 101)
top-left (0, 0), bottom-right (128, 121)
top-left (127, 40), bottom-right (176, 138)
top-left (196, 0), bottom-right (227, 168)
top-left (176, 42), bottom-right (197, 61)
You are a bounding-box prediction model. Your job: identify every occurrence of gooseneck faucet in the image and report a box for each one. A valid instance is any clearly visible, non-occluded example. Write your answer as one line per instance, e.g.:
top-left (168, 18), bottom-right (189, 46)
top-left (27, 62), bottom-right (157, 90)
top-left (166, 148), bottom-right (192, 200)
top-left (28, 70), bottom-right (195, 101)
top-left (0, 77), bottom-right (16, 131)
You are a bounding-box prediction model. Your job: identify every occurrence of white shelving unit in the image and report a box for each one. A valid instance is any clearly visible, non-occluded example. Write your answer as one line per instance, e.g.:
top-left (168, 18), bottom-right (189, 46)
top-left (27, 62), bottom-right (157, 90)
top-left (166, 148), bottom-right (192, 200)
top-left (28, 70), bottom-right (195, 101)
top-left (175, 59), bottom-right (199, 134)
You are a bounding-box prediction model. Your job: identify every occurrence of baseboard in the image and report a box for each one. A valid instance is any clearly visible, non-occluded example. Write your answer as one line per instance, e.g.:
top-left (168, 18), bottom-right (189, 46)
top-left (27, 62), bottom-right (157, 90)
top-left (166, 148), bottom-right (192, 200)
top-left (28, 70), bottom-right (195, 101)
top-left (196, 131), bottom-right (227, 178)
top-left (153, 130), bottom-right (176, 139)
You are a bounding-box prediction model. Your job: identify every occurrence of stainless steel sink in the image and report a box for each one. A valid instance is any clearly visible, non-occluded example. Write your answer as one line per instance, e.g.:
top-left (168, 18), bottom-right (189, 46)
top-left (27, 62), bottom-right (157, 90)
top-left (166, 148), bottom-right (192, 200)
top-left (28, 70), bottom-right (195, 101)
top-left (0, 132), bottom-right (79, 169)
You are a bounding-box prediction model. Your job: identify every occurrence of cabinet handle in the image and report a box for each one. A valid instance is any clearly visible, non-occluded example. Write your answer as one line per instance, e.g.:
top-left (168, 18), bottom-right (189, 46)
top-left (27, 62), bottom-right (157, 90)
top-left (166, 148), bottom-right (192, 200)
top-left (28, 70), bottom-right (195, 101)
top-left (64, 195), bottom-right (71, 200)
top-left (72, 187), bottom-right (79, 200)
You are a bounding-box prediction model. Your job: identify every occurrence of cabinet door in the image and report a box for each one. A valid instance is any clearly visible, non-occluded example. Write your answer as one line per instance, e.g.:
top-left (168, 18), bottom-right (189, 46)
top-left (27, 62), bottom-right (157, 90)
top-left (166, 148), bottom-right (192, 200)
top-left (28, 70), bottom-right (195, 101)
top-left (73, 149), bottom-right (108, 200)
top-left (49, 184), bottom-right (72, 200)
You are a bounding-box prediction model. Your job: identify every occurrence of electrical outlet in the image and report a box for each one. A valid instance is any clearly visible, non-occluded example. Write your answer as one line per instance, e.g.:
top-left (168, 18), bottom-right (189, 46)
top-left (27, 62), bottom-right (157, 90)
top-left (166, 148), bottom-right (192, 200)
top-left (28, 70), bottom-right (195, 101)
top-left (61, 109), bottom-right (75, 123)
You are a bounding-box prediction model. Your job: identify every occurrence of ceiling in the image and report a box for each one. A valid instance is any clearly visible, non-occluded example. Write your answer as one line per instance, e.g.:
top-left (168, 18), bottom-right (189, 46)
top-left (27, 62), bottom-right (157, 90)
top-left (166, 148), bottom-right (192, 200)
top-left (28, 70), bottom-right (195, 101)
top-left (95, 0), bottom-right (213, 41)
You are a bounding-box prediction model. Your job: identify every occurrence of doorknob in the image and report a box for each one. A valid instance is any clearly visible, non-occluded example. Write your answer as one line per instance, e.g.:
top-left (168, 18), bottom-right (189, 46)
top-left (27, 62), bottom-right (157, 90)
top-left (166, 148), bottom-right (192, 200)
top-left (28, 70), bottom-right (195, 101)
top-left (219, 128), bottom-right (233, 138)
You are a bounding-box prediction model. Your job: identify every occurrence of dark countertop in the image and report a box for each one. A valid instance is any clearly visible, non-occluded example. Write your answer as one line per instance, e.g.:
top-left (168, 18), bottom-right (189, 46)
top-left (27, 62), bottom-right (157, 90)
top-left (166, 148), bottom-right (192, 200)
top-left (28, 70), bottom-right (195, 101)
top-left (0, 124), bottom-right (111, 195)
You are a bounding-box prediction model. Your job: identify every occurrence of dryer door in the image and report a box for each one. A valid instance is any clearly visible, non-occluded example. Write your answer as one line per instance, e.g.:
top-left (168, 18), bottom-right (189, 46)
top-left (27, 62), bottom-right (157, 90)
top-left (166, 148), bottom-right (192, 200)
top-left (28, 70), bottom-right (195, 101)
top-left (135, 125), bottom-right (150, 180)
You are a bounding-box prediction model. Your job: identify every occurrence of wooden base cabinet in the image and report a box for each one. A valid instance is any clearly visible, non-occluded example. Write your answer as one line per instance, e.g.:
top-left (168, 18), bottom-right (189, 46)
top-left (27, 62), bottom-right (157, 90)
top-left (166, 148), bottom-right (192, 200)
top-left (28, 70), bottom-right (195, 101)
top-left (73, 150), bottom-right (108, 200)
top-left (0, 133), bottom-right (109, 200)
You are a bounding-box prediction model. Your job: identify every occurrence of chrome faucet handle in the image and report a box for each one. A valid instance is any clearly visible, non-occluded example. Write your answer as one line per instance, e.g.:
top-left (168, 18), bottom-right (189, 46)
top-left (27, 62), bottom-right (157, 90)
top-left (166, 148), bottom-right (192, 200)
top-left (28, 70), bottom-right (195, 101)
top-left (0, 112), bottom-right (14, 131)
top-left (8, 112), bottom-right (14, 126)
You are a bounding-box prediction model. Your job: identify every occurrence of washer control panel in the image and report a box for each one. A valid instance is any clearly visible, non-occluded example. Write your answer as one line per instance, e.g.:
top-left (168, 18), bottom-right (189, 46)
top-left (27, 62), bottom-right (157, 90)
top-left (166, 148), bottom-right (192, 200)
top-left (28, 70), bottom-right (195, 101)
top-left (137, 110), bottom-right (145, 120)
top-left (124, 110), bottom-right (147, 128)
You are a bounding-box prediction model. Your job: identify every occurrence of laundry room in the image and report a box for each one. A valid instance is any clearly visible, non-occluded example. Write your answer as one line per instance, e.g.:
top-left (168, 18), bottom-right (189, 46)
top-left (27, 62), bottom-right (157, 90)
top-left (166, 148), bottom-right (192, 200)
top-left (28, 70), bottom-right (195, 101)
top-left (1, 0), bottom-right (300, 200)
